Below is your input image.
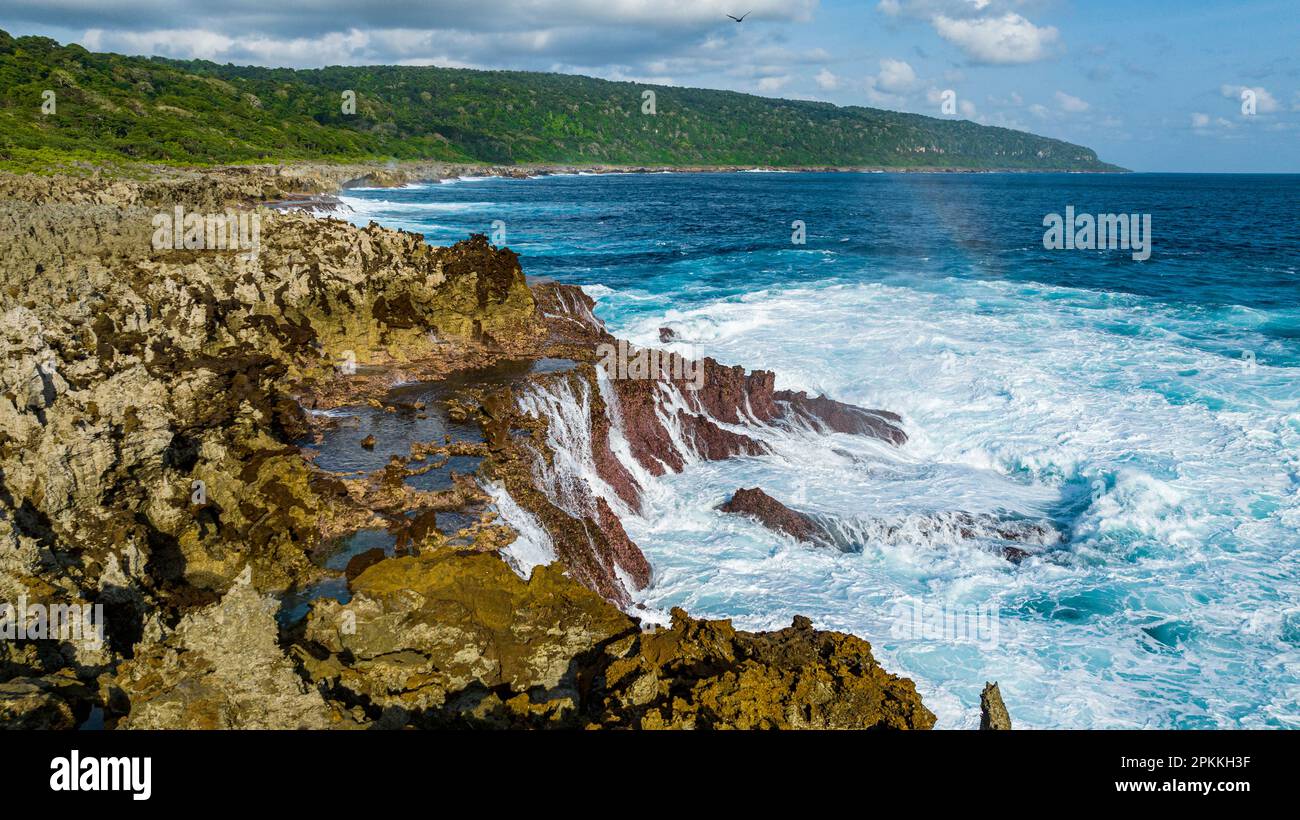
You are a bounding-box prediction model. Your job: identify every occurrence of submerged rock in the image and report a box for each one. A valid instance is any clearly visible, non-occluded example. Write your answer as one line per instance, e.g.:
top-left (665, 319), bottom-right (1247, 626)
top-left (718, 487), bottom-right (822, 543)
top-left (775, 390), bottom-right (908, 445)
top-left (816, 510), bottom-right (1060, 558)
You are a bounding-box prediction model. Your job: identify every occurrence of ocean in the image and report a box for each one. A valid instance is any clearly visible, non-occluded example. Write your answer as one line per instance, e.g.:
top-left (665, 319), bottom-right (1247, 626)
top-left (336, 171), bottom-right (1300, 729)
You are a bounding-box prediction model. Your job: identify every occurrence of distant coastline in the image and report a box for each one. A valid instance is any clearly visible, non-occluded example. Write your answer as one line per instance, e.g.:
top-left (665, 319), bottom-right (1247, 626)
top-left (1, 28), bottom-right (1124, 175)
top-left (264, 160), bottom-right (1130, 214)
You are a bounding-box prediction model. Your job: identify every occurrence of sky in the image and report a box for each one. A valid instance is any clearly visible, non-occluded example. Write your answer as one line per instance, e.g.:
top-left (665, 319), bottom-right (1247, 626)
top-left (2, 0), bottom-right (1298, 172)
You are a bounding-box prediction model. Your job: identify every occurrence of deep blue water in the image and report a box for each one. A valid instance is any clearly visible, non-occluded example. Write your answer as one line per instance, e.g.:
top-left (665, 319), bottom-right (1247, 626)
top-left (338, 172), bottom-right (1300, 728)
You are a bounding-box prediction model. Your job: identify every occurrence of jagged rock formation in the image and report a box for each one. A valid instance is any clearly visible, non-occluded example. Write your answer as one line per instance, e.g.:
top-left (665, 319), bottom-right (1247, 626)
top-left (0, 673), bottom-right (94, 729)
top-left (294, 551), bottom-right (934, 729)
top-left (0, 164), bottom-right (937, 730)
top-left (111, 571), bottom-right (343, 729)
top-left (0, 162), bottom-right (496, 210)
top-left (980, 681), bottom-right (1013, 730)
top-left (589, 610), bottom-right (935, 729)
top-left (710, 479), bottom-right (1058, 562)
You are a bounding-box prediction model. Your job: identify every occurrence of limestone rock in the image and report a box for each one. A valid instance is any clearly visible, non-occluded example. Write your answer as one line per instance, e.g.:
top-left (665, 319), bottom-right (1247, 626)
top-left (112, 571), bottom-right (340, 729)
top-left (297, 551), bottom-right (637, 727)
top-left (589, 609), bottom-right (937, 730)
top-left (980, 681), bottom-right (1012, 730)
top-left (0, 673), bottom-right (94, 730)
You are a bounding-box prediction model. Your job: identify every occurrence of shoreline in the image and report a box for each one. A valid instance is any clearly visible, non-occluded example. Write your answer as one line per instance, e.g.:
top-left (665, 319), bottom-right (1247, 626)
top-left (0, 162), bottom-right (953, 730)
top-left (266, 158), bottom-right (1126, 214)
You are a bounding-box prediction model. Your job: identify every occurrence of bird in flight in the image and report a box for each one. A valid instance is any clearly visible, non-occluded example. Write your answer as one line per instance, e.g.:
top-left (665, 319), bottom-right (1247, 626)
top-left (726, 11), bottom-right (752, 22)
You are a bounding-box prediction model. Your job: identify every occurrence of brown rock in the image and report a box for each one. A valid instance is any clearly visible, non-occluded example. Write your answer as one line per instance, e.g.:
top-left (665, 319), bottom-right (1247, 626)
top-left (113, 572), bottom-right (341, 729)
top-left (980, 681), bottom-right (1012, 730)
top-left (775, 390), bottom-right (908, 445)
top-left (297, 551), bottom-right (638, 727)
top-left (718, 487), bottom-right (821, 543)
top-left (0, 674), bottom-right (94, 730)
top-left (589, 609), bottom-right (936, 729)
top-left (344, 548), bottom-right (388, 583)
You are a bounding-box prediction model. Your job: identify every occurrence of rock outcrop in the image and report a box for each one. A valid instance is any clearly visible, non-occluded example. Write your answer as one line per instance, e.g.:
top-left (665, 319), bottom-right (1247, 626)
top-left (590, 610), bottom-right (935, 729)
top-left (980, 681), bottom-right (1013, 730)
top-left (718, 487), bottom-right (823, 543)
top-left (293, 551), bottom-right (934, 729)
top-left (111, 571), bottom-right (343, 729)
top-left (0, 163), bottom-right (938, 730)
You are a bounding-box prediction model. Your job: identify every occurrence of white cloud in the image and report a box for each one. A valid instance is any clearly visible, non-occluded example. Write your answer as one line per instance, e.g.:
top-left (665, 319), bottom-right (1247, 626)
top-left (757, 75), bottom-right (791, 93)
top-left (26, 1), bottom-right (822, 34)
top-left (861, 58), bottom-right (924, 107)
top-left (50, 0), bottom-right (825, 85)
top-left (814, 68), bottom-right (841, 90)
top-left (932, 12), bottom-right (1059, 64)
top-left (1220, 84), bottom-right (1280, 114)
top-left (875, 58), bottom-right (919, 93)
top-left (1055, 90), bottom-right (1090, 113)
top-left (1191, 112), bottom-right (1210, 129)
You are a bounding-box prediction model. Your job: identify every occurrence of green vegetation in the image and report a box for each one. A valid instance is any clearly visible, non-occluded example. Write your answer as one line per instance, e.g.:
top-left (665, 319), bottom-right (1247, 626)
top-left (0, 29), bottom-right (1123, 173)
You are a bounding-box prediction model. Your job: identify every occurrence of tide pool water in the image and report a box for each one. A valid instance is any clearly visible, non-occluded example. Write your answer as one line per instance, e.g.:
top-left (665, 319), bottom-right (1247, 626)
top-left (338, 172), bottom-right (1300, 728)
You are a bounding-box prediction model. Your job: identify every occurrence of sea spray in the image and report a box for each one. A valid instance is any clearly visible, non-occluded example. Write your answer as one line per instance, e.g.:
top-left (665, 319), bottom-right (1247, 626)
top-left (483, 481), bottom-right (556, 578)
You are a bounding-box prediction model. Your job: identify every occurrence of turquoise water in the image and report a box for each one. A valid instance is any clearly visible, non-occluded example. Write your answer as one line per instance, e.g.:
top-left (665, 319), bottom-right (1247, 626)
top-left (339, 172), bottom-right (1300, 728)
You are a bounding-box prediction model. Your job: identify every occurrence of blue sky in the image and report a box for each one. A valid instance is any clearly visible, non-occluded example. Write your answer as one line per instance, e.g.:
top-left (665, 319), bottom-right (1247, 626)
top-left (2, 0), bottom-right (1298, 171)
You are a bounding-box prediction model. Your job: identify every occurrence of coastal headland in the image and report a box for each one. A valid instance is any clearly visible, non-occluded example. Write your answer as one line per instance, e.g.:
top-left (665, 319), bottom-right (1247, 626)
top-left (0, 160), bottom-right (970, 729)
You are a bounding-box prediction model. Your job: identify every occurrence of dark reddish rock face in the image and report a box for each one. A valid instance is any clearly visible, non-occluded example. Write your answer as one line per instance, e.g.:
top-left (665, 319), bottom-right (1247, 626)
top-left (345, 547), bottom-right (388, 583)
top-left (596, 497), bottom-right (651, 589)
top-left (718, 487), bottom-right (821, 543)
top-left (775, 390), bottom-right (908, 445)
top-left (500, 281), bottom-right (913, 606)
top-left (586, 379), bottom-right (643, 511)
top-left (606, 374), bottom-right (769, 478)
top-left (1002, 546), bottom-right (1031, 564)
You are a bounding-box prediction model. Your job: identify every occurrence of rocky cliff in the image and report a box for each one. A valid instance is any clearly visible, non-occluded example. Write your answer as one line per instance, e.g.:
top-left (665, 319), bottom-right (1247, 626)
top-left (0, 163), bottom-right (935, 730)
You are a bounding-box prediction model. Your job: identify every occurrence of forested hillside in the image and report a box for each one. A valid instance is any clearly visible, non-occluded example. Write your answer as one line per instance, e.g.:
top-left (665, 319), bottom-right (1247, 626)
top-left (0, 30), bottom-right (1122, 172)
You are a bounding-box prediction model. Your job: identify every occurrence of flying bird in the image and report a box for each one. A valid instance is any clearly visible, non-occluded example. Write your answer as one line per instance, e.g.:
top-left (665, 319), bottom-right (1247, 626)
top-left (726, 11), bottom-right (752, 23)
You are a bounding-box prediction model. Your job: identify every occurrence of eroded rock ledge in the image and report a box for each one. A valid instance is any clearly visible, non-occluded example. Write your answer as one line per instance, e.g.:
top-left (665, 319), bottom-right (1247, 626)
top-left (296, 551), bottom-right (933, 729)
top-left (0, 165), bottom-right (935, 730)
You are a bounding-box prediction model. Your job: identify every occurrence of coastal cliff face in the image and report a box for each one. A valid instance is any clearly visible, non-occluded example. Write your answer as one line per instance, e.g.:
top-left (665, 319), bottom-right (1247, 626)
top-left (0, 165), bottom-right (935, 730)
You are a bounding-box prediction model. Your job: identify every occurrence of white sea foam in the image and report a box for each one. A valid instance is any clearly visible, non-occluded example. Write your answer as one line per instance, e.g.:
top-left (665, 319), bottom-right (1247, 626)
top-left (484, 481), bottom-right (556, 578)
top-left (596, 275), bottom-right (1300, 729)
top-left (338, 197), bottom-right (484, 214)
top-left (341, 182), bottom-right (1300, 729)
